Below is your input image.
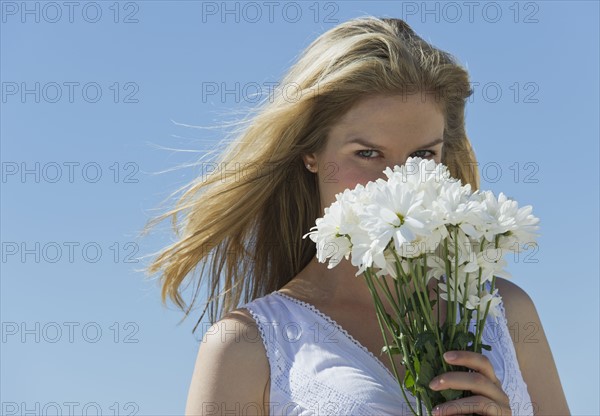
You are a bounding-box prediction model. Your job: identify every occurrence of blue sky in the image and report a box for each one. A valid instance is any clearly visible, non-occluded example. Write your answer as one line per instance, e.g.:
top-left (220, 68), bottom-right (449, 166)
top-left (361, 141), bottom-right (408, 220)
top-left (1, 1), bottom-right (598, 414)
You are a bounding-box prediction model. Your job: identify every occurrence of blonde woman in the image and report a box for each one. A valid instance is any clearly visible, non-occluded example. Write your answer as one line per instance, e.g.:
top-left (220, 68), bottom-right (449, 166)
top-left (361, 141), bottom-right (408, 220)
top-left (147, 17), bottom-right (570, 415)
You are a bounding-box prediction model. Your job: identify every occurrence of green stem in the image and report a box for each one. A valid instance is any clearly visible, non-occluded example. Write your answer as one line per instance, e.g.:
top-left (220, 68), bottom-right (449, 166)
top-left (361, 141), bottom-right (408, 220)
top-left (407, 258), bottom-right (433, 332)
top-left (384, 254), bottom-right (423, 337)
top-left (453, 227), bottom-right (459, 329)
top-left (420, 253), bottom-right (449, 373)
top-left (363, 269), bottom-right (419, 416)
top-left (372, 267), bottom-right (413, 338)
top-left (433, 257), bottom-right (447, 376)
top-left (474, 235), bottom-right (500, 353)
top-left (399, 331), bottom-right (420, 416)
top-left (390, 251), bottom-right (422, 335)
top-left (474, 272), bottom-right (483, 352)
top-left (447, 227), bottom-right (458, 349)
top-left (474, 238), bottom-right (485, 352)
top-left (377, 270), bottom-right (405, 320)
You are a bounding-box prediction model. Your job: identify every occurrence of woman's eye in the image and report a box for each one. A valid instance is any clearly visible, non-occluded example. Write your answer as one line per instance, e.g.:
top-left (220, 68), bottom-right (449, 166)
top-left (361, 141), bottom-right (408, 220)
top-left (356, 149), bottom-right (381, 159)
top-left (410, 150), bottom-right (437, 159)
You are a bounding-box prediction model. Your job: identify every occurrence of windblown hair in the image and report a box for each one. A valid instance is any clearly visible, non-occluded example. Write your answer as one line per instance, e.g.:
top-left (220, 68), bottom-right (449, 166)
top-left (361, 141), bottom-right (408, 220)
top-left (144, 16), bottom-right (478, 332)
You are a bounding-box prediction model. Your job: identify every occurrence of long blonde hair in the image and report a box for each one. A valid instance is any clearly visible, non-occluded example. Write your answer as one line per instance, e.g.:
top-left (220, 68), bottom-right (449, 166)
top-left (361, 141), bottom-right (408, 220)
top-left (144, 16), bottom-right (478, 332)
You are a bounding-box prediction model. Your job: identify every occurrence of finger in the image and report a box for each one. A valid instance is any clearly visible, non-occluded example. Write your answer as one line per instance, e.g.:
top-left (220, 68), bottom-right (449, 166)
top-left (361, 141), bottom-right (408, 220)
top-left (429, 371), bottom-right (509, 405)
top-left (442, 351), bottom-right (501, 386)
top-left (431, 395), bottom-right (512, 415)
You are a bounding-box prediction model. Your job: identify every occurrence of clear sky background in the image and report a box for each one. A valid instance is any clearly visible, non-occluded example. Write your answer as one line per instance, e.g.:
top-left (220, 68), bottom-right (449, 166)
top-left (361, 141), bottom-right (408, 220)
top-left (2, 1), bottom-right (598, 415)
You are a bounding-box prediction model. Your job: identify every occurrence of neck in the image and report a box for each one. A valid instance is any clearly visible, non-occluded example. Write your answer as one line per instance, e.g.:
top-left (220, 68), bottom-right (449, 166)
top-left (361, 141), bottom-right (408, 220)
top-left (282, 255), bottom-right (449, 329)
top-left (286, 255), bottom-right (400, 311)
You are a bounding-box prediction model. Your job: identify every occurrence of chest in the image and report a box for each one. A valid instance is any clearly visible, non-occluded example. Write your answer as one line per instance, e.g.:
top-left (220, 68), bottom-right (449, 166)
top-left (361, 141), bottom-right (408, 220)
top-left (318, 296), bottom-right (450, 384)
top-left (259, 290), bottom-right (526, 416)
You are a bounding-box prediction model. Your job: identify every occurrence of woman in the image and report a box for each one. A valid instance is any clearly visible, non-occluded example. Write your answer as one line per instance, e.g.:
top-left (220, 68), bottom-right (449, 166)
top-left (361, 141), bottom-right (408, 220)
top-left (147, 17), bottom-right (570, 415)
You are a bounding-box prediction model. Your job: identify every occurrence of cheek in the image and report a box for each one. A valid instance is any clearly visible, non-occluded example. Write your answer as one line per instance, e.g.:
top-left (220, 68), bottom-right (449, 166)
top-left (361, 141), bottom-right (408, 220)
top-left (318, 163), bottom-right (381, 207)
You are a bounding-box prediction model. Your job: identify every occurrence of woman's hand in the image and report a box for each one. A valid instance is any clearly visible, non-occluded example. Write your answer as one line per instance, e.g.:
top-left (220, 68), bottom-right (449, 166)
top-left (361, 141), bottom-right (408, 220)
top-left (428, 350), bottom-right (512, 416)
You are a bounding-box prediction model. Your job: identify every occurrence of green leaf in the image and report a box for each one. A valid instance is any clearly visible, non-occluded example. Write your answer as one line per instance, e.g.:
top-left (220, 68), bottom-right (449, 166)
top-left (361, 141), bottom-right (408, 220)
top-left (404, 371), bottom-right (414, 388)
top-left (414, 331), bottom-right (436, 349)
top-left (381, 345), bottom-right (401, 355)
top-left (440, 388), bottom-right (463, 401)
top-left (416, 359), bottom-right (435, 388)
top-left (385, 312), bottom-right (401, 336)
top-left (449, 330), bottom-right (477, 351)
top-left (404, 370), bottom-right (416, 395)
top-left (452, 332), bottom-right (470, 350)
top-left (414, 331), bottom-right (438, 366)
top-left (413, 357), bottom-right (420, 374)
top-left (480, 343), bottom-right (492, 351)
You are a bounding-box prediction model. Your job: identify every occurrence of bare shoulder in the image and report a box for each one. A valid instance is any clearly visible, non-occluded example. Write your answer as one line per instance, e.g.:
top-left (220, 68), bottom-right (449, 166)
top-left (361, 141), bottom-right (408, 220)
top-left (494, 276), bottom-right (533, 307)
top-left (494, 277), bottom-right (544, 359)
top-left (494, 278), bottom-right (535, 325)
top-left (494, 277), bottom-right (571, 415)
top-left (184, 307), bottom-right (270, 416)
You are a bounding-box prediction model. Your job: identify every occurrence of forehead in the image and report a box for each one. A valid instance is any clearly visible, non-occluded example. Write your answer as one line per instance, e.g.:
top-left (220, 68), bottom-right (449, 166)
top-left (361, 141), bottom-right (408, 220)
top-left (328, 93), bottom-right (445, 143)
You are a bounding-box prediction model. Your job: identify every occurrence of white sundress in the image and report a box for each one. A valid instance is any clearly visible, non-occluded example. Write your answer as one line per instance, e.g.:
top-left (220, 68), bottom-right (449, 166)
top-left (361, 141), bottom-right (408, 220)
top-left (241, 289), bottom-right (534, 416)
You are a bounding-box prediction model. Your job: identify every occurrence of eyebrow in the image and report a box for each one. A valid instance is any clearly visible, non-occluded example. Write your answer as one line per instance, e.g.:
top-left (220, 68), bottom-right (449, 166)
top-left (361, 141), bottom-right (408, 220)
top-left (344, 137), bottom-right (444, 150)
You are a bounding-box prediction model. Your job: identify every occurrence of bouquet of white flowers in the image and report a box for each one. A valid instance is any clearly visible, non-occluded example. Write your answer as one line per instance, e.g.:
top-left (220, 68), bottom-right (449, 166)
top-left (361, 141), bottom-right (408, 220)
top-left (303, 157), bottom-right (539, 415)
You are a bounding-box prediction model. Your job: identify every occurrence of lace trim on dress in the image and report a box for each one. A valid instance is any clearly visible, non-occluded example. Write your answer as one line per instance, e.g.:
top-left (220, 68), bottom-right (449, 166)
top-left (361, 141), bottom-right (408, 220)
top-left (274, 287), bottom-right (532, 414)
top-left (243, 302), bottom-right (382, 415)
top-left (273, 291), bottom-right (402, 388)
top-left (241, 306), bottom-right (272, 363)
top-left (490, 298), bottom-right (534, 415)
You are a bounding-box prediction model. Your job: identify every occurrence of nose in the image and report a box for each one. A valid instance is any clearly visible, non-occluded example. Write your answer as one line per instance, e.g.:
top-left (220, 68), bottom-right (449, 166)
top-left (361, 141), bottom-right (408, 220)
top-left (385, 157), bottom-right (410, 172)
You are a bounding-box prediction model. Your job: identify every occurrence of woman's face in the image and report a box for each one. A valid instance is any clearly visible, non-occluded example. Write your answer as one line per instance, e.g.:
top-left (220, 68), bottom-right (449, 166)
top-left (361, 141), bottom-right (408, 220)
top-left (303, 93), bottom-right (446, 213)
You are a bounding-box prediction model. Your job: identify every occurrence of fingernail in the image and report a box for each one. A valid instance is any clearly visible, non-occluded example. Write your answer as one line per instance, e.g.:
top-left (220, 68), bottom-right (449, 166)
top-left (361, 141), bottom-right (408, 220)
top-left (432, 406), bottom-right (441, 415)
top-left (429, 378), bottom-right (440, 389)
top-left (444, 351), bottom-right (457, 361)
